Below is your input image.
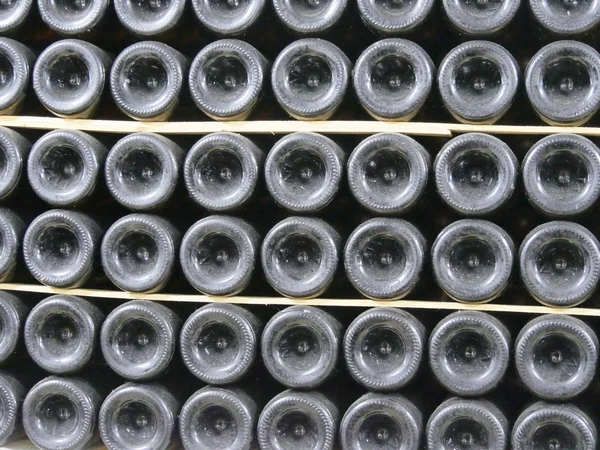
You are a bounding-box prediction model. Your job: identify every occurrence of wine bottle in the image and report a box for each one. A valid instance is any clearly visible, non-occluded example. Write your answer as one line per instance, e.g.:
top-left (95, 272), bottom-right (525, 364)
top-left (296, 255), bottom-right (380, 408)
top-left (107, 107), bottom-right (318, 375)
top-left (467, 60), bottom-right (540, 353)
top-left (432, 219), bottom-right (514, 303)
top-left (438, 41), bottom-right (519, 124)
top-left (22, 210), bottom-right (103, 288)
top-left (37, 0), bottom-right (110, 36)
top-left (265, 132), bottom-right (345, 213)
top-left (0, 291), bottom-right (28, 364)
top-left (0, 38), bottom-right (34, 115)
top-left (27, 130), bottom-right (108, 207)
top-left (261, 305), bottom-right (342, 389)
top-left (24, 295), bottom-right (104, 374)
top-left (179, 386), bottom-right (258, 450)
top-left (114, 0), bottom-right (186, 37)
top-left (110, 41), bottom-right (188, 121)
top-left (261, 217), bottom-right (341, 298)
top-left (99, 382), bottom-right (179, 450)
top-left (443, 0), bottom-right (521, 36)
top-left (529, 0), bottom-right (600, 37)
top-left (189, 39), bottom-right (268, 121)
top-left (101, 214), bottom-right (180, 293)
top-left (192, 0), bottom-right (265, 35)
top-left (357, 0), bottom-right (434, 35)
top-left (180, 216), bottom-right (260, 296)
top-left (184, 133), bottom-right (264, 212)
top-left (32, 39), bottom-right (112, 118)
top-left (353, 39), bottom-right (434, 121)
top-left (348, 133), bottom-right (429, 215)
top-left (344, 308), bottom-right (426, 391)
top-left (429, 311), bottom-right (511, 396)
top-left (257, 390), bottom-right (340, 450)
top-left (519, 221), bottom-right (600, 307)
top-left (272, 39), bottom-right (351, 120)
top-left (0, 208), bottom-right (24, 282)
top-left (180, 303), bottom-right (261, 385)
top-left (0, 371), bottom-right (26, 445)
top-left (105, 133), bottom-right (185, 211)
top-left (526, 41), bottom-right (600, 126)
top-left (522, 134), bottom-right (600, 217)
top-left (0, 127), bottom-right (30, 201)
top-left (272, 0), bottom-right (347, 34)
top-left (434, 133), bottom-right (518, 216)
top-left (0, 0), bottom-right (32, 34)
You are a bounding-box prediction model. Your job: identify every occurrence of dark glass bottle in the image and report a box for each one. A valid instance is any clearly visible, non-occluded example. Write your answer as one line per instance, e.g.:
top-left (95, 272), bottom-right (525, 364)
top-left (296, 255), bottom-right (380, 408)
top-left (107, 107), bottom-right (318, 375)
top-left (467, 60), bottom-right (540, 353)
top-left (192, 0), bottom-right (265, 35)
top-left (180, 303), bottom-right (261, 385)
top-left (435, 133), bottom-right (518, 216)
top-left (27, 130), bottom-right (108, 207)
top-left (24, 295), bottom-right (104, 374)
top-left (512, 403), bottom-right (597, 450)
top-left (261, 217), bottom-right (341, 298)
top-left (180, 216), bottom-right (260, 296)
top-left (519, 221), bottom-right (600, 307)
top-left (189, 39), bottom-right (268, 121)
top-left (99, 382), bottom-right (179, 450)
top-left (523, 134), bottom-right (600, 217)
top-left (101, 214), bottom-right (180, 293)
top-left (180, 386), bottom-right (258, 450)
top-left (357, 0), bottom-right (434, 35)
top-left (37, 0), bottom-right (111, 36)
top-left (353, 39), bottom-right (434, 121)
top-left (427, 397), bottom-right (509, 450)
top-left (265, 132), bottom-right (345, 213)
top-left (438, 41), bottom-right (519, 124)
top-left (344, 308), bottom-right (426, 391)
top-left (0, 291), bottom-right (28, 364)
top-left (443, 0), bottom-right (521, 36)
top-left (261, 305), bottom-right (342, 389)
top-left (0, 208), bottom-right (25, 282)
top-left (110, 41), bottom-right (188, 121)
top-left (22, 210), bottom-right (103, 288)
top-left (0, 127), bottom-right (30, 201)
top-left (105, 133), bottom-right (184, 212)
top-left (184, 133), bottom-right (264, 212)
top-left (272, 39), bottom-right (351, 120)
top-left (429, 311), bottom-right (511, 396)
top-left (526, 41), bottom-right (600, 126)
top-left (23, 376), bottom-right (102, 450)
top-left (529, 0), bottom-right (600, 36)
top-left (32, 39), bottom-right (112, 118)
top-left (100, 300), bottom-right (181, 380)
top-left (257, 390), bottom-right (340, 450)
top-left (114, 0), bottom-right (186, 37)
top-left (0, 370), bottom-right (26, 445)
top-left (347, 133), bottom-right (430, 215)
top-left (0, 0), bottom-right (32, 33)
top-left (0, 38), bottom-right (34, 115)
top-left (272, 0), bottom-right (347, 34)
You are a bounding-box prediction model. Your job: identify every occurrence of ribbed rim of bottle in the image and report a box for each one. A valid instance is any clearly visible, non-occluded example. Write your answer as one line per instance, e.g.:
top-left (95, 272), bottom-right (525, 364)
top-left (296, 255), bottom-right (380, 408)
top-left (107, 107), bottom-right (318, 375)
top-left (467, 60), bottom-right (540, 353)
top-left (512, 402), bottom-right (597, 450)
top-left (38, 0), bottom-right (110, 34)
top-left (0, 373), bottom-right (20, 445)
top-left (434, 133), bottom-right (518, 215)
top-left (0, 208), bottom-right (20, 281)
top-left (0, 292), bottom-right (23, 363)
top-left (438, 41), bottom-right (520, 124)
top-left (530, 0), bottom-right (600, 35)
top-left (23, 210), bottom-right (97, 288)
top-left (189, 39), bottom-right (265, 120)
top-left (0, 127), bottom-right (27, 200)
top-left (273, 0), bottom-right (347, 33)
top-left (261, 217), bottom-right (341, 298)
top-left (344, 308), bottom-right (425, 390)
top-left (100, 301), bottom-right (178, 380)
top-left (23, 377), bottom-right (96, 450)
top-left (272, 39), bottom-right (350, 120)
top-left (522, 134), bottom-right (600, 217)
top-left (526, 41), bottom-right (600, 126)
top-left (344, 219), bottom-right (426, 300)
top-left (0, 0), bottom-right (32, 32)
top-left (429, 311), bottom-right (511, 396)
top-left (0, 38), bottom-right (31, 113)
top-left (184, 133), bottom-right (263, 211)
top-left (357, 0), bottom-right (433, 34)
top-left (519, 221), bottom-right (600, 307)
top-left (265, 132), bottom-right (345, 212)
top-left (180, 216), bottom-right (259, 296)
top-left (99, 383), bottom-right (176, 450)
top-left (258, 390), bottom-right (338, 450)
top-left (33, 40), bottom-right (107, 118)
top-left (515, 314), bottom-right (598, 400)
top-left (353, 39), bottom-right (433, 121)
top-left (348, 133), bottom-right (430, 214)
top-left (105, 133), bottom-right (182, 211)
top-left (28, 130), bottom-right (105, 207)
top-left (24, 295), bottom-right (99, 374)
top-left (180, 386), bottom-right (255, 450)
top-left (432, 219), bottom-right (515, 303)
top-left (114, 0), bottom-right (185, 35)
top-left (101, 214), bottom-right (177, 293)
top-left (443, 0), bottom-right (521, 36)
top-left (427, 397), bottom-right (508, 449)
top-left (110, 42), bottom-right (184, 121)
top-left (180, 303), bottom-right (259, 383)
top-left (191, 0), bottom-right (265, 34)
